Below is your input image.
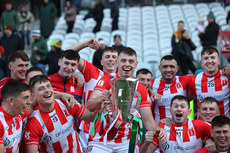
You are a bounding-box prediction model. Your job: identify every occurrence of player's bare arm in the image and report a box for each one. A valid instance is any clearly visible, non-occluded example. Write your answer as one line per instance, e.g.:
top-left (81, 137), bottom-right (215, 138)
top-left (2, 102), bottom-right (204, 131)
top-left (25, 144), bottom-right (38, 153)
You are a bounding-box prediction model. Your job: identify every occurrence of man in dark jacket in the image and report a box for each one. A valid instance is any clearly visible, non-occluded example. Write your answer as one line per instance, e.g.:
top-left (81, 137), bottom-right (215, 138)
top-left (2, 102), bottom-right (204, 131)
top-left (0, 24), bottom-right (24, 77)
top-left (179, 29), bottom-right (197, 75)
top-left (199, 11), bottom-right (219, 48)
top-left (0, 1), bottom-right (19, 31)
top-left (30, 29), bottom-right (48, 75)
top-left (110, 0), bottom-right (119, 31)
top-left (112, 34), bottom-right (125, 52)
top-left (39, 0), bottom-right (57, 38)
top-left (92, 0), bottom-right (104, 33)
top-left (43, 39), bottom-right (63, 75)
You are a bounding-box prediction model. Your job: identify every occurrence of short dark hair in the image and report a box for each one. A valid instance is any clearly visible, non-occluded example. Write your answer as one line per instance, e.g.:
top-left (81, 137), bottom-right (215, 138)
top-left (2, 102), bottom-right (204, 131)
top-left (29, 75), bottom-right (50, 92)
top-left (26, 67), bottom-right (44, 81)
top-left (8, 51), bottom-right (29, 63)
top-left (102, 47), bottom-right (118, 56)
top-left (114, 34), bottom-right (121, 40)
top-left (5, 1), bottom-right (12, 5)
top-left (160, 55), bottom-right (176, 62)
top-left (200, 97), bottom-right (219, 108)
top-left (171, 95), bottom-right (190, 108)
top-left (201, 46), bottom-right (219, 56)
top-left (178, 20), bottom-right (184, 24)
top-left (1, 80), bottom-right (30, 101)
top-left (119, 47), bottom-right (136, 57)
top-left (61, 49), bottom-right (80, 61)
top-left (136, 68), bottom-right (153, 77)
top-left (211, 116), bottom-right (230, 128)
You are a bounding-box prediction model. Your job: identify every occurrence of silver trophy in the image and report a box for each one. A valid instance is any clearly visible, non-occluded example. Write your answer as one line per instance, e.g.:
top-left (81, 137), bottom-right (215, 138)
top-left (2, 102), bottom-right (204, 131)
top-left (110, 77), bottom-right (141, 122)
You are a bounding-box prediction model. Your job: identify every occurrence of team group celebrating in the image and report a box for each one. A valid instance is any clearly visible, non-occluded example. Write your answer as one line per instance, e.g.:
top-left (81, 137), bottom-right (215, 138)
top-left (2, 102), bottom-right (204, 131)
top-left (0, 37), bottom-right (229, 153)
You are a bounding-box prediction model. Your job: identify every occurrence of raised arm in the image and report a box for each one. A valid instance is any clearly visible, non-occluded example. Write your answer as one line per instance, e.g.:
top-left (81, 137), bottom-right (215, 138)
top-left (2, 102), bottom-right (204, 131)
top-left (86, 90), bottom-right (103, 112)
top-left (66, 38), bottom-right (99, 52)
top-left (79, 108), bottom-right (97, 122)
top-left (66, 38), bottom-right (99, 71)
top-left (0, 144), bottom-right (3, 153)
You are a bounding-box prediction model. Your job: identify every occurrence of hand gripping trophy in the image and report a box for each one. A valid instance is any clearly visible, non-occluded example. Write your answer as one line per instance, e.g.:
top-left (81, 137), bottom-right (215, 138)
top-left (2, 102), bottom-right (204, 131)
top-left (109, 76), bottom-right (143, 153)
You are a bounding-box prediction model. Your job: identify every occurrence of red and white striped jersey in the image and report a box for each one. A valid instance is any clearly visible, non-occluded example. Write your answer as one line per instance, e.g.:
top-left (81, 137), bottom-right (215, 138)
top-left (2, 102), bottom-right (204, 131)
top-left (48, 73), bottom-right (83, 99)
top-left (0, 107), bottom-right (29, 153)
top-left (88, 74), bottom-right (150, 144)
top-left (196, 147), bottom-right (230, 153)
top-left (153, 119), bottom-right (211, 153)
top-left (78, 60), bottom-right (105, 133)
top-left (23, 99), bottom-right (85, 153)
top-left (189, 70), bottom-right (230, 117)
top-left (152, 76), bottom-right (190, 123)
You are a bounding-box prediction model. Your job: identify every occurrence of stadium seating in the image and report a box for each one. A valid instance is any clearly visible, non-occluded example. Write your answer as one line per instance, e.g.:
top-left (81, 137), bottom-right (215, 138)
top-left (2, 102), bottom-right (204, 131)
top-left (48, 2), bottom-right (227, 77)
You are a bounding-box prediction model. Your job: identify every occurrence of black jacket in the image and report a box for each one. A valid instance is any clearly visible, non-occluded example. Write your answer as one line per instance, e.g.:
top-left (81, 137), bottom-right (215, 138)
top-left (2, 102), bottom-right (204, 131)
top-left (199, 22), bottom-right (219, 47)
top-left (178, 38), bottom-right (196, 61)
top-left (92, 48), bottom-right (103, 70)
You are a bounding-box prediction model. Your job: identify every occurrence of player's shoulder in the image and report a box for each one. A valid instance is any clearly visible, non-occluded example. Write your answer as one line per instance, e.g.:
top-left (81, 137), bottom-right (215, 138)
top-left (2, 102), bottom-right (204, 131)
top-left (47, 73), bottom-right (59, 79)
top-left (0, 76), bottom-right (11, 87)
top-left (195, 147), bottom-right (208, 153)
top-left (192, 119), bottom-right (211, 127)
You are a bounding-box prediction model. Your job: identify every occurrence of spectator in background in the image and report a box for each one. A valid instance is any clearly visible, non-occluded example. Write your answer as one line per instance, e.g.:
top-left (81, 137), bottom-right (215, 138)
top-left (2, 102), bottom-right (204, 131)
top-left (199, 11), bottom-right (219, 48)
top-left (92, 0), bottom-right (104, 33)
top-left (112, 34), bottom-right (125, 52)
top-left (30, 29), bottom-right (48, 75)
top-left (178, 29), bottom-right (196, 75)
top-left (43, 39), bottom-right (63, 75)
top-left (171, 20), bottom-right (184, 70)
top-left (0, 1), bottom-right (19, 31)
top-left (110, 0), bottom-right (119, 31)
top-left (18, 4), bottom-right (35, 48)
top-left (0, 24), bottom-right (24, 77)
top-left (92, 38), bottom-right (107, 70)
top-left (39, 0), bottom-right (57, 39)
top-left (64, 0), bottom-right (77, 33)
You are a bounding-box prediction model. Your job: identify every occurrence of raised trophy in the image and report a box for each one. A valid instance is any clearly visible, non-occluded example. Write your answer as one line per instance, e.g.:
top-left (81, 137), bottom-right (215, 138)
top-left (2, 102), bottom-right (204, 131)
top-left (110, 76), bottom-right (141, 122)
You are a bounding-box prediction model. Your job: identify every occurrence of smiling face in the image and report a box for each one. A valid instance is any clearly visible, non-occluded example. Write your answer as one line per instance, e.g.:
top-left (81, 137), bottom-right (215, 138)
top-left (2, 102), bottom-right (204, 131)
top-left (101, 51), bottom-right (118, 74)
top-left (58, 57), bottom-right (78, 78)
top-left (211, 125), bottom-right (230, 151)
top-left (159, 59), bottom-right (178, 83)
top-left (12, 90), bottom-right (31, 115)
top-left (32, 81), bottom-right (54, 107)
top-left (199, 102), bottom-right (220, 123)
top-left (170, 99), bottom-right (191, 125)
top-left (201, 52), bottom-right (220, 76)
top-left (9, 58), bottom-right (29, 80)
top-left (137, 73), bottom-right (152, 90)
top-left (118, 53), bottom-right (137, 78)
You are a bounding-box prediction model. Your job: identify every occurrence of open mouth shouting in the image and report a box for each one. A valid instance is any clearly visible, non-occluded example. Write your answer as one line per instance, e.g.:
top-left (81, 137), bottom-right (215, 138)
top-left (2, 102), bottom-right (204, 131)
top-left (175, 113), bottom-right (183, 120)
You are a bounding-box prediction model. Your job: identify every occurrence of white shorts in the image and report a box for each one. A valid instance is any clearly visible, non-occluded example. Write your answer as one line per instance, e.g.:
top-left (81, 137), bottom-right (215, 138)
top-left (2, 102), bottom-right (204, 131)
top-left (79, 130), bottom-right (89, 153)
top-left (87, 141), bottom-right (139, 153)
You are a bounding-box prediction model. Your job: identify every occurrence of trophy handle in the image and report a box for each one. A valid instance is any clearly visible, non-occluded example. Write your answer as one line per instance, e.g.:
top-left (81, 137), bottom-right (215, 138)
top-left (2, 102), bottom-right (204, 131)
top-left (135, 91), bottom-right (141, 111)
